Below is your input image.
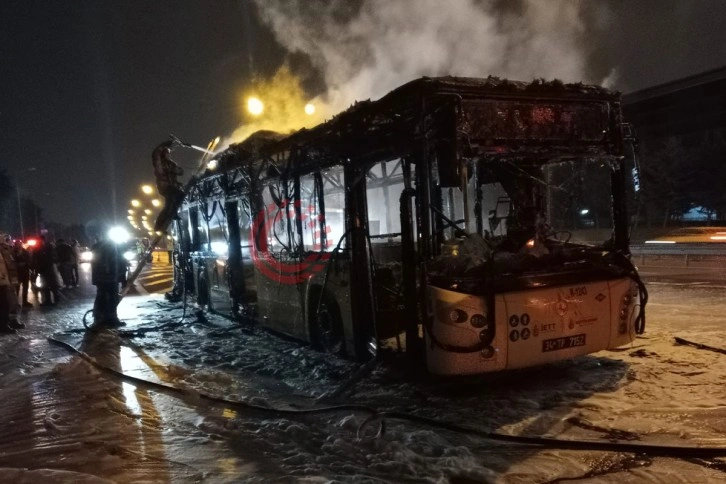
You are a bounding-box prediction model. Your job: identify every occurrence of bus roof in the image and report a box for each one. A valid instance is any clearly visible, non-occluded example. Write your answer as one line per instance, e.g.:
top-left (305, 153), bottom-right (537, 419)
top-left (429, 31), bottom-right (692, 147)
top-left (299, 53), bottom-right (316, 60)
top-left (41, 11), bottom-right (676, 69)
top-left (207, 76), bottom-right (623, 175)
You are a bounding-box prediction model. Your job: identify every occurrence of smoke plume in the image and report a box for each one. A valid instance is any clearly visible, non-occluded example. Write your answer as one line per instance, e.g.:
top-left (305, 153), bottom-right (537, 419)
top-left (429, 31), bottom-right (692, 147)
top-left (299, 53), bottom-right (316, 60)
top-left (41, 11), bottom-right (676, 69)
top-left (252, 0), bottom-right (610, 114)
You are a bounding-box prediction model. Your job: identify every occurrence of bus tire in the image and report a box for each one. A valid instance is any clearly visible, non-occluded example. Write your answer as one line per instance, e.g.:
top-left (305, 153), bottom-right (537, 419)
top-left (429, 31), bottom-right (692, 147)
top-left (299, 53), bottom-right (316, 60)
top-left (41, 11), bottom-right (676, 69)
top-left (311, 294), bottom-right (345, 355)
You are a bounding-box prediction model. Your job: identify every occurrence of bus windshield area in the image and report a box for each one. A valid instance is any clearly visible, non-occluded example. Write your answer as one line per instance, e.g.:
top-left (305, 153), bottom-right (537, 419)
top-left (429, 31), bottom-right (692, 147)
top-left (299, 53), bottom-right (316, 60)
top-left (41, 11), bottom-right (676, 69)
top-left (429, 156), bottom-right (625, 283)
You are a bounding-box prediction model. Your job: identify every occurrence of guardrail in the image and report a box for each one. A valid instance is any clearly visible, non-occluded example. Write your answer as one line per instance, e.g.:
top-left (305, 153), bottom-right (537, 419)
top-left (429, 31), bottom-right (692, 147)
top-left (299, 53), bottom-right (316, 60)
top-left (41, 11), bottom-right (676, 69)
top-left (629, 243), bottom-right (726, 268)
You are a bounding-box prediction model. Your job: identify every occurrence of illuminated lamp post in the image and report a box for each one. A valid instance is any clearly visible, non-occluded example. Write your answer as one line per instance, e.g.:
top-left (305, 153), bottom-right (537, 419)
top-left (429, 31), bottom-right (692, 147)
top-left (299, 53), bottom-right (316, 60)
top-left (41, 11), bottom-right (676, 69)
top-left (16, 182), bottom-right (24, 240)
top-left (15, 167), bottom-right (41, 239)
top-left (247, 96), bottom-right (264, 116)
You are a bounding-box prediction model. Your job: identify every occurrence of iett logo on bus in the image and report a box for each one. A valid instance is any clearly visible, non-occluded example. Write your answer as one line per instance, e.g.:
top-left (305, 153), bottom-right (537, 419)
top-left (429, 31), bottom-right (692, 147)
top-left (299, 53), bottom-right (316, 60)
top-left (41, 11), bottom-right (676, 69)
top-left (250, 199), bottom-right (333, 284)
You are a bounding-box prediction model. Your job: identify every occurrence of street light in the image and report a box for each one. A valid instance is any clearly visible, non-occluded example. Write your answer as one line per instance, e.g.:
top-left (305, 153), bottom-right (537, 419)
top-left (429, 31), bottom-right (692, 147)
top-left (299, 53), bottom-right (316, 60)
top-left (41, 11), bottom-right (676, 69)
top-left (15, 167), bottom-right (40, 239)
top-left (247, 96), bottom-right (264, 116)
top-left (15, 182), bottom-right (24, 239)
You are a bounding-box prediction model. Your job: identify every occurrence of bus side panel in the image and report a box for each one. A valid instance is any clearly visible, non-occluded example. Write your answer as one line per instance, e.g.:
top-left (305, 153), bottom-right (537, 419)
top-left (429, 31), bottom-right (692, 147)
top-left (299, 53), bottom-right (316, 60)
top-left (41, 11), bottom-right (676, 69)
top-left (256, 274), bottom-right (307, 341)
top-left (503, 281), bottom-right (613, 370)
top-left (207, 254), bottom-right (231, 317)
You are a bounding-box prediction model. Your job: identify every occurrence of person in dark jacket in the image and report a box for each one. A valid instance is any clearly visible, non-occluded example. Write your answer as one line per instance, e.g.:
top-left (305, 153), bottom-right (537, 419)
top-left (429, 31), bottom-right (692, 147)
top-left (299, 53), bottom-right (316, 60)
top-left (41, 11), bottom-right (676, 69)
top-left (33, 235), bottom-right (59, 306)
top-left (55, 239), bottom-right (74, 288)
top-left (13, 240), bottom-right (32, 308)
top-left (91, 238), bottom-right (129, 327)
top-left (152, 139), bottom-right (185, 232)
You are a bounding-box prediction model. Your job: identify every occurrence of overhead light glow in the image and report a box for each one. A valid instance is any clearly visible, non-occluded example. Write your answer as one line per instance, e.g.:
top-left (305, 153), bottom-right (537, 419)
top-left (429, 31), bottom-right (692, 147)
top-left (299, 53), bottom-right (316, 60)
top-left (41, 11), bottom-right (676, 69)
top-left (128, 209), bottom-right (134, 214)
top-left (207, 159), bottom-right (218, 170)
top-left (247, 96), bottom-right (264, 116)
top-left (141, 185), bottom-right (153, 194)
top-left (151, 199), bottom-right (161, 207)
top-left (144, 209), bottom-right (152, 215)
top-left (131, 200), bottom-right (141, 207)
top-left (304, 103), bottom-right (315, 115)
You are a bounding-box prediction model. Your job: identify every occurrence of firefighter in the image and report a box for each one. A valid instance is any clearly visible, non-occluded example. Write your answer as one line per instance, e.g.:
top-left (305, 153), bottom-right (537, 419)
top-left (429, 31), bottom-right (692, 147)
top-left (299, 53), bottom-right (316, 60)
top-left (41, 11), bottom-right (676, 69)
top-left (91, 236), bottom-right (129, 327)
top-left (152, 139), bottom-right (185, 232)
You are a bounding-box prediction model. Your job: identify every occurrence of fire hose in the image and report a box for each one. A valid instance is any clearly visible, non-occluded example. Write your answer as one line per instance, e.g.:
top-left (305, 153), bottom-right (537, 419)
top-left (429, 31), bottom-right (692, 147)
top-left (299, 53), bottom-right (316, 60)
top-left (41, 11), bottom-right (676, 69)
top-left (46, 335), bottom-right (726, 459)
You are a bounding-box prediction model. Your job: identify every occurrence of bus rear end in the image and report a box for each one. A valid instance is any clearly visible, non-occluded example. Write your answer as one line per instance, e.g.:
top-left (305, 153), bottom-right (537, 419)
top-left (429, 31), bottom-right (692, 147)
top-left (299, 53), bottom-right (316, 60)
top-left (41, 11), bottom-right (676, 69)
top-left (418, 78), bottom-right (645, 376)
top-left (427, 275), bottom-right (640, 375)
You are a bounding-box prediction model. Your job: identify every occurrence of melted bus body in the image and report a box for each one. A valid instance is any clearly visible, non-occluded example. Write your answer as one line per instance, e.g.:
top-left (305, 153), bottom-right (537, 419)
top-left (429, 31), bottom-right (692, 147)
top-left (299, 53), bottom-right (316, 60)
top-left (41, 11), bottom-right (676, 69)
top-left (173, 76), bottom-right (645, 375)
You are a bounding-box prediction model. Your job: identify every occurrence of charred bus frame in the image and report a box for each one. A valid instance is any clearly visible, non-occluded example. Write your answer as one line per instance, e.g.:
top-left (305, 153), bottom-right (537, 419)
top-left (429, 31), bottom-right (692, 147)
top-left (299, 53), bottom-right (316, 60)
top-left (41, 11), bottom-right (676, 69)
top-left (173, 76), bottom-right (645, 375)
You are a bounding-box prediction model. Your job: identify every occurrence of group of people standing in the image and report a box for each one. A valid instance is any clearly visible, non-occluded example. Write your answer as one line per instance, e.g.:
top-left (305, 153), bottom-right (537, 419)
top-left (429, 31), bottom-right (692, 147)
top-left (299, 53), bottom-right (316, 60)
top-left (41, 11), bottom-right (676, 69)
top-left (1, 138), bottom-right (188, 334)
top-left (0, 234), bottom-right (83, 334)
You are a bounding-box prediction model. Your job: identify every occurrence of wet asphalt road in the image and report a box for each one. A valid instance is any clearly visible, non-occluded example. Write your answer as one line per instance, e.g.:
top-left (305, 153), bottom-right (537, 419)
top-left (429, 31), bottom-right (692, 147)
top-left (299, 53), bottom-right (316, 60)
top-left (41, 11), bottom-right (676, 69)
top-left (1, 262), bottom-right (725, 482)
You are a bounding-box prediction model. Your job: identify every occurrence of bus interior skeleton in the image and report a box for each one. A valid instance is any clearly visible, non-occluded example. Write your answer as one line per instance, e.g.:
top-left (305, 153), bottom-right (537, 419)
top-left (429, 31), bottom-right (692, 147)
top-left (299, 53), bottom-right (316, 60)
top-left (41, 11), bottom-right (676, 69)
top-left (170, 76), bottom-right (646, 376)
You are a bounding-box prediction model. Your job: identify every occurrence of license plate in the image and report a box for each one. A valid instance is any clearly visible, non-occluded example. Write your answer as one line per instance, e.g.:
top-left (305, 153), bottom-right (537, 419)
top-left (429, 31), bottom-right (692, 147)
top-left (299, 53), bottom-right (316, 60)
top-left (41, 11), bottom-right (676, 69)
top-left (542, 334), bottom-right (587, 352)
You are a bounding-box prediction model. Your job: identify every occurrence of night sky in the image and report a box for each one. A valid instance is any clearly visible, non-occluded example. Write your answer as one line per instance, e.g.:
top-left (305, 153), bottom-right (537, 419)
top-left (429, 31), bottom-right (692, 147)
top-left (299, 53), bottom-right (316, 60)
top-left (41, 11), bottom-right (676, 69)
top-left (2, 0), bottom-right (725, 227)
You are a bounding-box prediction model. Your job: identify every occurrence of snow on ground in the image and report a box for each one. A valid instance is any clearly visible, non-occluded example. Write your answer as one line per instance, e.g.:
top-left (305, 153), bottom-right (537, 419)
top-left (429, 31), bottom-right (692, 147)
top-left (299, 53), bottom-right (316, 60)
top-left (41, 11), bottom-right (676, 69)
top-left (1, 281), bottom-right (726, 482)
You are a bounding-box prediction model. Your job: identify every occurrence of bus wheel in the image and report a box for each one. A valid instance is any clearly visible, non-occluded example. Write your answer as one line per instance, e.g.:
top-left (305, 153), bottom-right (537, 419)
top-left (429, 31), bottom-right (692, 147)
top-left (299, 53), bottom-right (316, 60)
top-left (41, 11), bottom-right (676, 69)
top-left (312, 297), bottom-right (344, 355)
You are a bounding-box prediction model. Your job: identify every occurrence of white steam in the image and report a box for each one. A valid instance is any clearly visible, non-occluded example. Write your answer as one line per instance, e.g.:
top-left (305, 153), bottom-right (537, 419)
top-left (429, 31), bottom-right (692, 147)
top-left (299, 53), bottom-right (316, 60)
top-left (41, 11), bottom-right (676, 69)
top-left (254, 0), bottom-right (602, 114)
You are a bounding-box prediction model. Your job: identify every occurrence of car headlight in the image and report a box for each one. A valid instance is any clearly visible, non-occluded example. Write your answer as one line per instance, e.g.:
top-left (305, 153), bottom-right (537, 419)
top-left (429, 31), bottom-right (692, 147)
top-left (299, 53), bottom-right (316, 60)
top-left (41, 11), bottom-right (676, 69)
top-left (123, 250), bottom-right (137, 261)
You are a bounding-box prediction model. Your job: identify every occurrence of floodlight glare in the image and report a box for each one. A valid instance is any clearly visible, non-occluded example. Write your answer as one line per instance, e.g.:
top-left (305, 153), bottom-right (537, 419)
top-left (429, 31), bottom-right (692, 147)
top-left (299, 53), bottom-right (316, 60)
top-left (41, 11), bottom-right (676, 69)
top-left (108, 226), bottom-right (130, 244)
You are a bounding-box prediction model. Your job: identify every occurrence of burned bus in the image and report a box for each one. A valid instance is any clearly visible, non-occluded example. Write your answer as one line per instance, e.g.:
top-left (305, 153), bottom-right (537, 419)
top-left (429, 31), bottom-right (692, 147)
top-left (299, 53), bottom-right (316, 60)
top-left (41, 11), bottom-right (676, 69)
top-left (172, 76), bottom-right (646, 376)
